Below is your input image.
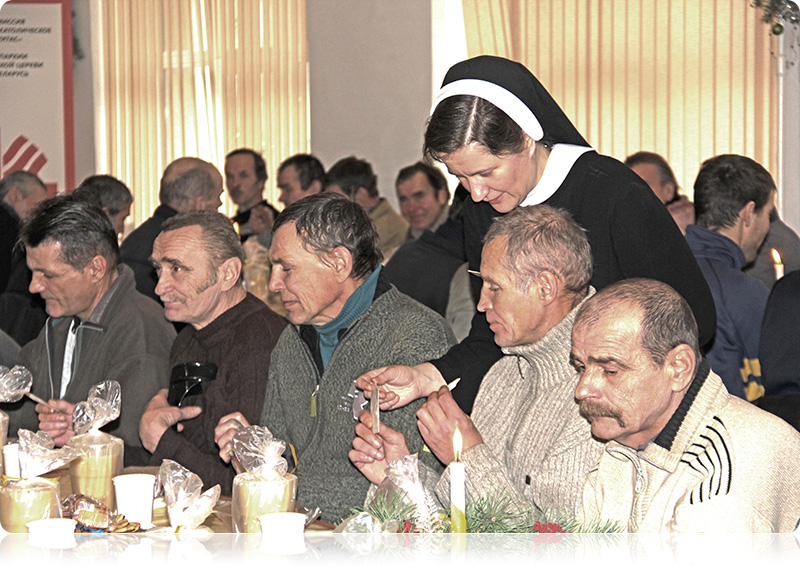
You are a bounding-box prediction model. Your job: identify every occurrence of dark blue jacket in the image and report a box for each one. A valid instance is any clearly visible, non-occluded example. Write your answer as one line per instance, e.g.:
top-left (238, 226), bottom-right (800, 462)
top-left (685, 224), bottom-right (769, 400)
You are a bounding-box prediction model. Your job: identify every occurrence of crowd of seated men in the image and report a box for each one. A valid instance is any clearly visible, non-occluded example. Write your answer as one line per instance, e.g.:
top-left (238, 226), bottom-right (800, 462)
top-left (2, 134), bottom-right (800, 531)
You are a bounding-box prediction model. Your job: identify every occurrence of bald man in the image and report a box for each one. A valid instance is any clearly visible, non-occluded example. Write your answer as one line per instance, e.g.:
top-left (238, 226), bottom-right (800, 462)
top-left (120, 157), bottom-right (224, 302)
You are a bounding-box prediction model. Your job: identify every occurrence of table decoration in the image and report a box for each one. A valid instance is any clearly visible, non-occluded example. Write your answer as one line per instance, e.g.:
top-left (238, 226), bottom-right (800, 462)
top-left (0, 429), bottom-right (80, 532)
top-left (772, 248), bottom-right (785, 280)
top-left (449, 427), bottom-right (466, 533)
top-left (67, 381), bottom-right (124, 510)
top-left (230, 426), bottom-right (297, 533)
top-left (159, 459), bottom-right (220, 532)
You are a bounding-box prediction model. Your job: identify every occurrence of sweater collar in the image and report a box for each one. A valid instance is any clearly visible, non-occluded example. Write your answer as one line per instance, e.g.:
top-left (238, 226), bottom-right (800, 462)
top-left (501, 287), bottom-right (595, 390)
top-left (311, 266), bottom-right (382, 369)
top-left (638, 358), bottom-right (728, 472)
top-left (185, 291), bottom-right (255, 343)
top-left (85, 265), bottom-right (134, 325)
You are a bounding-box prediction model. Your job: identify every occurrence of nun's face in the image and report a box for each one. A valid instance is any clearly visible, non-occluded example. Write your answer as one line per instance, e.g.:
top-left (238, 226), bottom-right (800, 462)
top-left (441, 141), bottom-right (540, 213)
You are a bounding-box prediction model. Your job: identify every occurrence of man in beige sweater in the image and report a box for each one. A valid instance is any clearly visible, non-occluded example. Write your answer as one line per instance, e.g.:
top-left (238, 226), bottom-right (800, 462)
top-left (573, 278), bottom-right (800, 532)
top-left (351, 205), bottom-right (603, 516)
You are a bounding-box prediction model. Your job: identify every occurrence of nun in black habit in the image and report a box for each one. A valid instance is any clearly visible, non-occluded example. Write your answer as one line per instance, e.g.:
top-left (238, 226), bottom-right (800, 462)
top-left (359, 55), bottom-right (716, 414)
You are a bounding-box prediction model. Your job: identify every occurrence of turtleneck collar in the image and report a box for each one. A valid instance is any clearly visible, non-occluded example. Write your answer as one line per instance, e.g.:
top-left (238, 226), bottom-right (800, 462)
top-left (313, 265), bottom-right (382, 369)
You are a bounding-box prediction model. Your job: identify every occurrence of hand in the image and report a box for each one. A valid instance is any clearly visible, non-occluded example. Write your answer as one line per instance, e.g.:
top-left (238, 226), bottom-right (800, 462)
top-left (349, 410), bottom-right (410, 485)
top-left (416, 385), bottom-right (482, 464)
top-left (139, 389), bottom-right (202, 453)
top-left (356, 362), bottom-right (446, 410)
top-left (214, 412), bottom-right (251, 463)
top-left (37, 400), bottom-right (76, 447)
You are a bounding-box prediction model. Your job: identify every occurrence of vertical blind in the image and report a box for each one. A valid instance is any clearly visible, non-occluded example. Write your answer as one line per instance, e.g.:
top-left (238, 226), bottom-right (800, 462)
top-left (94, 0), bottom-right (309, 232)
top-left (461, 0), bottom-right (778, 198)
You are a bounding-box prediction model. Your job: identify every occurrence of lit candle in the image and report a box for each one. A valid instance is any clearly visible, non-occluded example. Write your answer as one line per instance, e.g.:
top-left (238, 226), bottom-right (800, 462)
top-left (772, 248), bottom-right (784, 281)
top-left (233, 221), bottom-right (240, 235)
top-left (450, 427), bottom-right (467, 533)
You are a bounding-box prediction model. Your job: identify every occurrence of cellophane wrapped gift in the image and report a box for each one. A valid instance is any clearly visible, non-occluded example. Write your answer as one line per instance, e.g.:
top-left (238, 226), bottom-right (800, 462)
top-left (66, 381), bottom-right (124, 510)
top-left (231, 426), bottom-right (297, 533)
top-left (159, 459), bottom-right (220, 530)
top-left (0, 429), bottom-right (81, 532)
top-left (0, 364), bottom-right (34, 403)
top-left (336, 453), bottom-right (443, 534)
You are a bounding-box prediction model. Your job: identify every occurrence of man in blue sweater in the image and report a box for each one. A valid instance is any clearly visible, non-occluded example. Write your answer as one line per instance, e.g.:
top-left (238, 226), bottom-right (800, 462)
top-left (684, 154), bottom-right (774, 401)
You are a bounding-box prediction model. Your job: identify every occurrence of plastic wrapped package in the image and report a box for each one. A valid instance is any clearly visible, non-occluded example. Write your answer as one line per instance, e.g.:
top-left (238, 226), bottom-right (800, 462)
top-left (0, 477), bottom-right (60, 532)
top-left (0, 429), bottom-right (81, 532)
top-left (0, 365), bottom-right (34, 403)
top-left (230, 426), bottom-right (297, 533)
top-left (159, 459), bottom-right (220, 530)
top-left (66, 381), bottom-right (124, 509)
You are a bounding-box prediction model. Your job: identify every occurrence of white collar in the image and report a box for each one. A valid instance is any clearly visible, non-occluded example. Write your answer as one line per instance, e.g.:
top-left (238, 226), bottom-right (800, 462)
top-left (520, 144), bottom-right (594, 206)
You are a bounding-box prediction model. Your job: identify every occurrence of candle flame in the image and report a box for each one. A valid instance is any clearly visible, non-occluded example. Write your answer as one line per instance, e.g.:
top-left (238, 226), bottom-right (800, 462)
top-left (772, 248), bottom-right (783, 264)
top-left (233, 222), bottom-right (240, 235)
top-left (453, 427), bottom-right (463, 462)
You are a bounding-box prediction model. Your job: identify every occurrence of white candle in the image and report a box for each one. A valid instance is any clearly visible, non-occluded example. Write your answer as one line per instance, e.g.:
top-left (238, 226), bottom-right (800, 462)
top-left (772, 249), bottom-right (784, 281)
top-left (2, 442), bottom-right (20, 478)
top-left (450, 427), bottom-right (466, 533)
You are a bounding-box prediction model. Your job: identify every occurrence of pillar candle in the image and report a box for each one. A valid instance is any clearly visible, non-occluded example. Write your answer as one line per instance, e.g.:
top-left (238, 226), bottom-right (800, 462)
top-left (450, 427), bottom-right (467, 533)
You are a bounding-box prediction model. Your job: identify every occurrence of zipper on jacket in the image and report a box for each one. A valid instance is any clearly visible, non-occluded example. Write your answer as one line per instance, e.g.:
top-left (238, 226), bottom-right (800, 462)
top-left (630, 453), bottom-right (645, 532)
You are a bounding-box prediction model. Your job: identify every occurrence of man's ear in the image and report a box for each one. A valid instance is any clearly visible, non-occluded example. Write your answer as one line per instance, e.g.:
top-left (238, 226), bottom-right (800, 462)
top-left (86, 255), bottom-right (109, 282)
top-left (534, 270), bottom-right (560, 305)
top-left (307, 180), bottom-right (322, 195)
top-left (664, 344), bottom-right (696, 393)
top-left (740, 201), bottom-right (757, 227)
top-left (330, 246), bottom-right (354, 282)
top-left (218, 257), bottom-right (242, 291)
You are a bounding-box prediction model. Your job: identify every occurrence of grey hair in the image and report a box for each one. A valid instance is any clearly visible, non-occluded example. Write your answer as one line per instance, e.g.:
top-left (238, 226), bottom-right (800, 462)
top-left (484, 204), bottom-right (592, 295)
top-left (574, 278), bottom-right (700, 366)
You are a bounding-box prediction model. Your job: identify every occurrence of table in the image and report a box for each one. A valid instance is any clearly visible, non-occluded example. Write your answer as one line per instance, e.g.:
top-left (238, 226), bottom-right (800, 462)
top-left (46, 464), bottom-right (333, 533)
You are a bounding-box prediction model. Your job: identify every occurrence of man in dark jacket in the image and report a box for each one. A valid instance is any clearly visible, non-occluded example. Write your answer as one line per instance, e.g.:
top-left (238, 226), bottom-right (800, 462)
top-left (2, 194), bottom-right (175, 451)
top-left (684, 154), bottom-right (775, 401)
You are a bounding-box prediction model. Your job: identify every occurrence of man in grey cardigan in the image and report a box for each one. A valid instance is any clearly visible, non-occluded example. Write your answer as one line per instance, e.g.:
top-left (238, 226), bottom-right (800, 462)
top-left (215, 193), bottom-right (454, 523)
top-left (351, 205), bottom-right (603, 517)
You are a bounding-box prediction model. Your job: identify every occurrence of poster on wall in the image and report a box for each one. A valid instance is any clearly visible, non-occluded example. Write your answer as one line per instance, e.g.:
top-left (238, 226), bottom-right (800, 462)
top-left (0, 0), bottom-right (73, 195)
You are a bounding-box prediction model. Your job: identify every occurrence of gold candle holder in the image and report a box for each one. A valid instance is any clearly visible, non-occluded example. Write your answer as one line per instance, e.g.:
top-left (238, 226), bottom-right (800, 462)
top-left (0, 477), bottom-right (60, 533)
top-left (67, 432), bottom-right (124, 510)
top-left (231, 472), bottom-right (297, 533)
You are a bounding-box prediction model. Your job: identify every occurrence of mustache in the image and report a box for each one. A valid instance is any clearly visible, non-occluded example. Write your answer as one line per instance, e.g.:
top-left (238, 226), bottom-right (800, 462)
top-left (579, 400), bottom-right (626, 428)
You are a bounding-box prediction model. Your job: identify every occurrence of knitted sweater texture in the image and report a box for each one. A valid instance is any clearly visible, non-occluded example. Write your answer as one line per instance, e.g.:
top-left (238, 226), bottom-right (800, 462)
top-left (427, 293), bottom-right (603, 516)
top-left (582, 360), bottom-right (800, 532)
top-left (261, 283), bottom-right (455, 524)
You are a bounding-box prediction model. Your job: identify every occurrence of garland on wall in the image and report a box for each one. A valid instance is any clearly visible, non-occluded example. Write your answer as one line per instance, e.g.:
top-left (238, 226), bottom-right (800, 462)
top-left (753, 0), bottom-right (800, 68)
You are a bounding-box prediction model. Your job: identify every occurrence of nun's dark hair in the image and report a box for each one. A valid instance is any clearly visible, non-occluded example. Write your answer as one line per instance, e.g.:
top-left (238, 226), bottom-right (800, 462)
top-left (424, 95), bottom-right (559, 163)
top-left (424, 95), bottom-right (528, 162)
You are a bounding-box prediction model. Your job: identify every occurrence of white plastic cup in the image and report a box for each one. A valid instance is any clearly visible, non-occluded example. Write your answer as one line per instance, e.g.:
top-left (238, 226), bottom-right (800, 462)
top-left (258, 512), bottom-right (306, 555)
top-left (3, 442), bottom-right (20, 478)
top-left (113, 473), bottom-right (155, 528)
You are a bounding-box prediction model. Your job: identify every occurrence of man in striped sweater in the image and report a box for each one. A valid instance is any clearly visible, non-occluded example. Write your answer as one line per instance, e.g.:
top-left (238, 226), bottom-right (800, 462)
top-left (573, 278), bottom-right (800, 532)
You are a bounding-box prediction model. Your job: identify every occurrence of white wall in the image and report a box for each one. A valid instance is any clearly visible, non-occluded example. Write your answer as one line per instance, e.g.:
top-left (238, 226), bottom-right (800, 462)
top-left (306, 0), bottom-right (432, 210)
top-left (71, 0), bottom-right (96, 186)
top-left (778, 31), bottom-right (800, 234)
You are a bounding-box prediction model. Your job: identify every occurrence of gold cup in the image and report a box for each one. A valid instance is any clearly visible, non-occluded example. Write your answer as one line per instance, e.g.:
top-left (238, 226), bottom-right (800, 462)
top-left (0, 477), bottom-right (60, 533)
top-left (232, 472), bottom-right (297, 533)
top-left (67, 432), bottom-right (124, 509)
